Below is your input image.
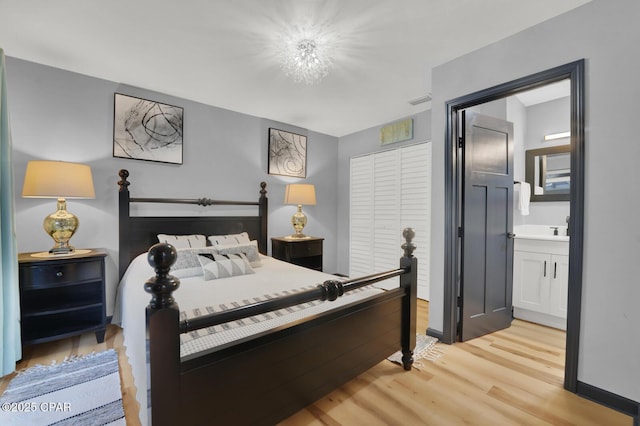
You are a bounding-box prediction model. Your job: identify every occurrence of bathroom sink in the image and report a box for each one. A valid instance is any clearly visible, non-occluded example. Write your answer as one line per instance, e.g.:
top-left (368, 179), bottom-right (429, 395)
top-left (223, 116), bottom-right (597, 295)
top-left (513, 225), bottom-right (569, 242)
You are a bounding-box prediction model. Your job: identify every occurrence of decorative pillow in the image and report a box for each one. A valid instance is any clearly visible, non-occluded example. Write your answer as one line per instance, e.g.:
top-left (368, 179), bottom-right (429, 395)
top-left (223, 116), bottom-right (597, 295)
top-left (170, 248), bottom-right (218, 278)
top-left (213, 240), bottom-right (262, 268)
top-left (157, 234), bottom-right (207, 249)
top-left (207, 232), bottom-right (251, 246)
top-left (197, 253), bottom-right (255, 281)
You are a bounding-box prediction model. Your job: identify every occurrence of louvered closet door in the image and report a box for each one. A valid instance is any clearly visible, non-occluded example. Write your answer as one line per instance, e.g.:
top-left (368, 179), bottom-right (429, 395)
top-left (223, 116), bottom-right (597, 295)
top-left (373, 150), bottom-right (400, 274)
top-left (349, 155), bottom-right (374, 278)
top-left (349, 143), bottom-right (431, 300)
top-left (400, 143), bottom-right (431, 299)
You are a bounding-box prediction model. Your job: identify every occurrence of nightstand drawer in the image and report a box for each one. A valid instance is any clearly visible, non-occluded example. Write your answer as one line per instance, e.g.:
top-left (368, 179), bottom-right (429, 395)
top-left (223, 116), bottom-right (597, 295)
top-left (21, 259), bottom-right (103, 289)
top-left (289, 240), bottom-right (322, 258)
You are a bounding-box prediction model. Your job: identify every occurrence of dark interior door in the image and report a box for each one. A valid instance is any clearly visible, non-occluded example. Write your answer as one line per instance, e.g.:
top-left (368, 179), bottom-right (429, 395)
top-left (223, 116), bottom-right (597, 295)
top-left (460, 111), bottom-right (514, 341)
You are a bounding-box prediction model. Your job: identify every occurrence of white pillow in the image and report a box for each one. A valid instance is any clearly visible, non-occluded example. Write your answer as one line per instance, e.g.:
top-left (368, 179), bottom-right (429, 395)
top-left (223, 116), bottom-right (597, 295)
top-left (207, 232), bottom-right (251, 246)
top-left (213, 240), bottom-right (262, 268)
top-left (197, 253), bottom-right (255, 281)
top-left (157, 234), bottom-right (207, 249)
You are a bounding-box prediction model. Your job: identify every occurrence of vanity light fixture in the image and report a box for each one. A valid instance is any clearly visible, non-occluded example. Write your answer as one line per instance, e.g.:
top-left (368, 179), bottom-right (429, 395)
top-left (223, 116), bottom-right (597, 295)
top-left (544, 131), bottom-right (570, 141)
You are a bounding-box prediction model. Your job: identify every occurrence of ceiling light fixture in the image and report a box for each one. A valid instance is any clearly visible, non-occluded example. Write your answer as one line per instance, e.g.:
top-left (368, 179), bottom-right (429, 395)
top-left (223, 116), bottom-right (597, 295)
top-left (281, 32), bottom-right (333, 85)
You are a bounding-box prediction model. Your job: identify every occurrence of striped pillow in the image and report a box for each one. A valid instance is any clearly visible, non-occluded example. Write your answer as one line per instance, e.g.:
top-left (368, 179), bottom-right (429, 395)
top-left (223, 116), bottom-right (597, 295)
top-left (197, 253), bottom-right (255, 281)
top-left (157, 234), bottom-right (207, 249)
top-left (207, 232), bottom-right (251, 246)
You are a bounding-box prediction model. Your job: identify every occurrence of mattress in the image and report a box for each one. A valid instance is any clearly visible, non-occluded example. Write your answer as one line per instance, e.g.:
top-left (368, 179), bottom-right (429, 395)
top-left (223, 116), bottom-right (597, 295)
top-left (112, 252), bottom-right (386, 425)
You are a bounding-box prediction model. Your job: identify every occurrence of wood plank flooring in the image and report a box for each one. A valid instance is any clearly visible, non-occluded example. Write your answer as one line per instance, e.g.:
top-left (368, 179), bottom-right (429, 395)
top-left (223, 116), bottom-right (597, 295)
top-left (1, 300), bottom-right (632, 425)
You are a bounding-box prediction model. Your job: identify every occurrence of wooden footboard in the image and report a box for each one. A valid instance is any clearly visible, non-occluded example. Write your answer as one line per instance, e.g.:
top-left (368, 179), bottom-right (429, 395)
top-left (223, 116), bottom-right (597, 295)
top-left (145, 230), bottom-right (417, 426)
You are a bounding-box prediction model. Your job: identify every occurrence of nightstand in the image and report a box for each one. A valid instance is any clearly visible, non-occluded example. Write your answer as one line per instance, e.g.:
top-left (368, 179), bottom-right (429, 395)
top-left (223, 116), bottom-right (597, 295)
top-left (18, 249), bottom-right (108, 346)
top-left (271, 237), bottom-right (323, 271)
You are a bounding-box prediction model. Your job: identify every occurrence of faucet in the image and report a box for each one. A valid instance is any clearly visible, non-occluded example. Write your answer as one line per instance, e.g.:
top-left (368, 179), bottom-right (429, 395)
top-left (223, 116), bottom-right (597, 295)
top-left (566, 215), bottom-right (570, 236)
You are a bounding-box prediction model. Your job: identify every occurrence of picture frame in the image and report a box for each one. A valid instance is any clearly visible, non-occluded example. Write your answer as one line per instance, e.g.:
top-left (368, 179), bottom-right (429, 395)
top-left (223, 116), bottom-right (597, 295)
top-left (268, 128), bottom-right (307, 178)
top-left (113, 93), bottom-right (184, 165)
top-left (380, 118), bottom-right (413, 145)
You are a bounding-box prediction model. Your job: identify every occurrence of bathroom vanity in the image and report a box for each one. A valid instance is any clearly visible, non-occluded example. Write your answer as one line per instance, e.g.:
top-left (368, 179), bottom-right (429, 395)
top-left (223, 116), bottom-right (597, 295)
top-left (512, 225), bottom-right (569, 330)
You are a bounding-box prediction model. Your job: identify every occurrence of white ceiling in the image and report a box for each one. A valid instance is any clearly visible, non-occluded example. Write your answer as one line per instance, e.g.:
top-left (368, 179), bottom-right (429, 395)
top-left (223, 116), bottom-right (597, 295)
top-left (0, 0), bottom-right (590, 137)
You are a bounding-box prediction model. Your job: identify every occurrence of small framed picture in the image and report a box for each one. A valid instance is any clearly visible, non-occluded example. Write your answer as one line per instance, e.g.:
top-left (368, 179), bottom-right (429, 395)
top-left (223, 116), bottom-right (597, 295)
top-left (268, 128), bottom-right (307, 178)
top-left (113, 93), bottom-right (184, 165)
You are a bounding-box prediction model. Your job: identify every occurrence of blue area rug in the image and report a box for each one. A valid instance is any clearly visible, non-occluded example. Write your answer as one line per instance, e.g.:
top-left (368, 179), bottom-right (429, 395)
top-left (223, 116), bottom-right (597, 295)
top-left (0, 349), bottom-right (125, 425)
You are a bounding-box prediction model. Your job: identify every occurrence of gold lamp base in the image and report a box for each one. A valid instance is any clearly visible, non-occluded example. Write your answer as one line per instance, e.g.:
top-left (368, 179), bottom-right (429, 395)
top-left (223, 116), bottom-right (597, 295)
top-left (289, 204), bottom-right (309, 239)
top-left (44, 198), bottom-right (79, 254)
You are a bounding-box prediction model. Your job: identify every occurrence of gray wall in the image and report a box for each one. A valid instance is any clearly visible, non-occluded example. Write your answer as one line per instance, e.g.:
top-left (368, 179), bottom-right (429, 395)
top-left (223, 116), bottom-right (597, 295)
top-left (336, 110), bottom-right (431, 275)
top-left (7, 57), bottom-right (339, 315)
top-left (522, 96), bottom-right (571, 225)
top-left (507, 96), bottom-right (527, 226)
top-left (429, 0), bottom-right (639, 402)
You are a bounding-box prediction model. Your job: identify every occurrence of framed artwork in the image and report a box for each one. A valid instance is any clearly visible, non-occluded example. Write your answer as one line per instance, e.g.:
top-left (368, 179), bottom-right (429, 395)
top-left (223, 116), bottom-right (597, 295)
top-left (380, 118), bottom-right (413, 145)
top-left (113, 93), bottom-right (184, 165)
top-left (268, 128), bottom-right (307, 178)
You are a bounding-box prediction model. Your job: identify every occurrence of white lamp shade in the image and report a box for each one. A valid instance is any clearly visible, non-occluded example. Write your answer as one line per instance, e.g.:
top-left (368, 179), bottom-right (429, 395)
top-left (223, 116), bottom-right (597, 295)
top-left (22, 160), bottom-right (96, 199)
top-left (284, 184), bottom-right (316, 205)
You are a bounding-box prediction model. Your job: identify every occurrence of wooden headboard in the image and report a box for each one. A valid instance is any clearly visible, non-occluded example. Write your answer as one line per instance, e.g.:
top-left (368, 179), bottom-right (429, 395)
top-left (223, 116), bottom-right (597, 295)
top-left (117, 169), bottom-right (268, 280)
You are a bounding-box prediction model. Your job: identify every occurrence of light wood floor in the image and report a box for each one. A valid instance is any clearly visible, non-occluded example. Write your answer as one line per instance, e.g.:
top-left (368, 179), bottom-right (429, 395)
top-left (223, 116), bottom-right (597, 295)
top-left (1, 301), bottom-right (632, 425)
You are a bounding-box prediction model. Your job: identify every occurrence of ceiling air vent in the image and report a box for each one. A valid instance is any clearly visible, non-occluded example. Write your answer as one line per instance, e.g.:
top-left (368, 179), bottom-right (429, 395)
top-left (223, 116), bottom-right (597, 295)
top-left (408, 94), bottom-right (432, 106)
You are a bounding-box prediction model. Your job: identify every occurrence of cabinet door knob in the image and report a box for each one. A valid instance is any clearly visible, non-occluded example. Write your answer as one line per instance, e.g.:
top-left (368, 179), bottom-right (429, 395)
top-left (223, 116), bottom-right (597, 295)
top-left (56, 271), bottom-right (63, 278)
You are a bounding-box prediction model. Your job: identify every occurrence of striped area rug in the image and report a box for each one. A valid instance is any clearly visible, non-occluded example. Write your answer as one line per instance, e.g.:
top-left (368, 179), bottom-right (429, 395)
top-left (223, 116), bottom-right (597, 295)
top-left (387, 334), bottom-right (444, 369)
top-left (0, 349), bottom-right (125, 426)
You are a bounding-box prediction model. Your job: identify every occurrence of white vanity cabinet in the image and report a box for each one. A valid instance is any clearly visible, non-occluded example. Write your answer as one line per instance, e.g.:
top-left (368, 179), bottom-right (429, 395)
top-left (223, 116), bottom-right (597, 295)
top-left (513, 237), bottom-right (569, 330)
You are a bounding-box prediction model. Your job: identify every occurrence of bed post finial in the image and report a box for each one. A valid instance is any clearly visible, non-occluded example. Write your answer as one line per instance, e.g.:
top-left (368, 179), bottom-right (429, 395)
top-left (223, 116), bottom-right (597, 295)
top-left (145, 243), bottom-right (181, 309)
top-left (402, 227), bottom-right (416, 258)
top-left (260, 181), bottom-right (267, 197)
top-left (118, 169), bottom-right (130, 192)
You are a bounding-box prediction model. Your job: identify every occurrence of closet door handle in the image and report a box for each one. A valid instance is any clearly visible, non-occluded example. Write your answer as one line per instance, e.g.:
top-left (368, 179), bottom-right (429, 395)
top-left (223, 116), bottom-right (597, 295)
top-left (544, 261), bottom-right (547, 277)
top-left (554, 262), bottom-right (557, 279)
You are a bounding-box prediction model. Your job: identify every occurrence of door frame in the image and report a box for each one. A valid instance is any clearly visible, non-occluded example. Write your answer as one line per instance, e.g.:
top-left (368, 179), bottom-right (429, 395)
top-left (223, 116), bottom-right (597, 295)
top-left (441, 59), bottom-right (585, 392)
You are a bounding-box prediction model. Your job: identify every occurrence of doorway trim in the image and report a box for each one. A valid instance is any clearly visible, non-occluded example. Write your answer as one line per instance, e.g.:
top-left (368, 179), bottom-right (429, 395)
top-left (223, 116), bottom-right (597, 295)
top-left (441, 59), bottom-right (585, 392)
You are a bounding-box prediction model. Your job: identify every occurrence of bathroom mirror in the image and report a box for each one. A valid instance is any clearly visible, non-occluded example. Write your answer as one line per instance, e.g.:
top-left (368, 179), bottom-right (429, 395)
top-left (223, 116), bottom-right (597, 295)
top-left (525, 144), bottom-right (571, 201)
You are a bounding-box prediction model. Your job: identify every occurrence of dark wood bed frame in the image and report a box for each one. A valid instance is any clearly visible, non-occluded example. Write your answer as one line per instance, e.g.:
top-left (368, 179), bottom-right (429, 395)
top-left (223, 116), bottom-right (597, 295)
top-left (117, 169), bottom-right (418, 426)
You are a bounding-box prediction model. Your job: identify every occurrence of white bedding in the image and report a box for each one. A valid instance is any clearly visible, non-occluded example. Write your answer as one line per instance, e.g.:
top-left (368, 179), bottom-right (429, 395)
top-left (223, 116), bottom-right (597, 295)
top-left (112, 252), bottom-right (386, 425)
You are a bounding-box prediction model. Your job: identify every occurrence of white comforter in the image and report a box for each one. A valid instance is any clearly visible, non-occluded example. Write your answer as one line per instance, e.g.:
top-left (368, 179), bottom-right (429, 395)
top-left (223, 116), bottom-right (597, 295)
top-left (112, 253), bottom-right (385, 425)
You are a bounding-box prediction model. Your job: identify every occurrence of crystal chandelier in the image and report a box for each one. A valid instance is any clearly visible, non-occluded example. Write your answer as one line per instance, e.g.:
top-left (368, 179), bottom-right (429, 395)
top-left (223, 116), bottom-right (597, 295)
top-left (281, 37), bottom-right (333, 84)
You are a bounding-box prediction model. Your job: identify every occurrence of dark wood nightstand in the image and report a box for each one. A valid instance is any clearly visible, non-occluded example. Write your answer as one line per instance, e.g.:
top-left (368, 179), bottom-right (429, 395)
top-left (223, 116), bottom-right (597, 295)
top-left (271, 237), bottom-right (323, 271)
top-left (18, 248), bottom-right (108, 347)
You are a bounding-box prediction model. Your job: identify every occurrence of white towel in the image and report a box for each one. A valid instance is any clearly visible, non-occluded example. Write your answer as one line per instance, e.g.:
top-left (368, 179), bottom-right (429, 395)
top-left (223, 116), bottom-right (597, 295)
top-left (518, 182), bottom-right (531, 216)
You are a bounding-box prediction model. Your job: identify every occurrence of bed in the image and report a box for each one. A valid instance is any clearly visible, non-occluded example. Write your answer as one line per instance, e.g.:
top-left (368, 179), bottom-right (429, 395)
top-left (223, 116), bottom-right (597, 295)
top-left (113, 169), bottom-right (418, 426)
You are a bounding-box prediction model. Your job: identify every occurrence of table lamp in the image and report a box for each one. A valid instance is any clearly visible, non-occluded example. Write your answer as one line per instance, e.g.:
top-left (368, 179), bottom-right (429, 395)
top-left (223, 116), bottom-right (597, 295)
top-left (284, 183), bottom-right (316, 238)
top-left (22, 160), bottom-right (96, 254)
